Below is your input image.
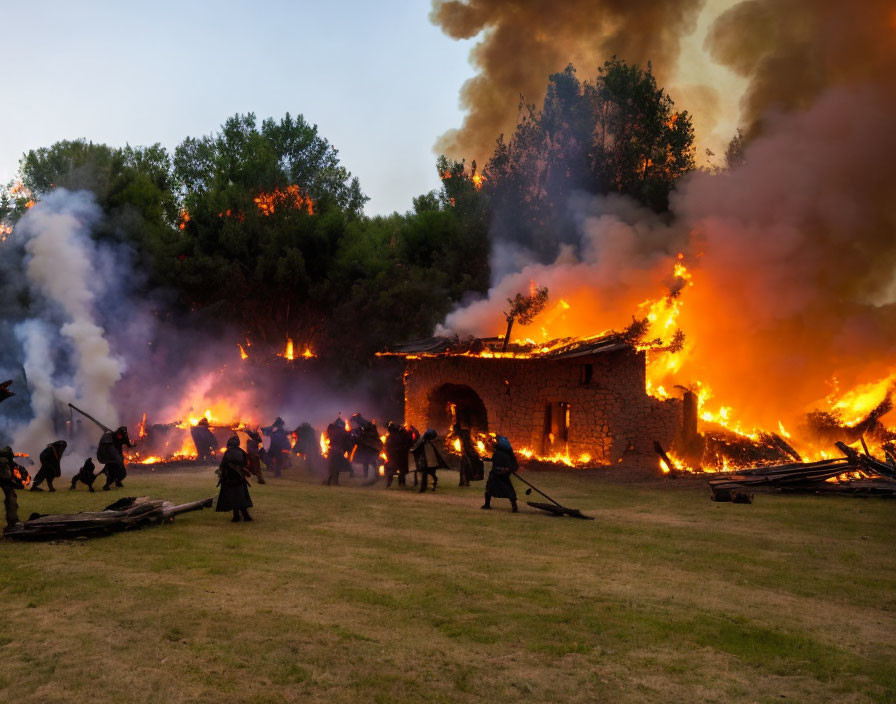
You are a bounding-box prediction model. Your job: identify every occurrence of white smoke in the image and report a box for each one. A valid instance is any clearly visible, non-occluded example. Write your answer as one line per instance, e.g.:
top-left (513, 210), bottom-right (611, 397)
top-left (7, 190), bottom-right (125, 454)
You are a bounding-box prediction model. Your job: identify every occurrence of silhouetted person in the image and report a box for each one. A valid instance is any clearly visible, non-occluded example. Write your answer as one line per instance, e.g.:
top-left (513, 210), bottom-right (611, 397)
top-left (245, 429), bottom-right (266, 484)
top-left (384, 422), bottom-right (413, 488)
top-left (0, 445), bottom-right (23, 531)
top-left (31, 440), bottom-right (67, 492)
top-left (292, 423), bottom-right (317, 460)
top-left (482, 435), bottom-right (518, 512)
top-left (190, 418), bottom-right (218, 462)
top-left (353, 417), bottom-right (383, 479)
top-left (325, 417), bottom-right (352, 486)
top-left (99, 426), bottom-right (132, 490)
top-left (70, 457), bottom-right (99, 492)
top-left (412, 429), bottom-right (447, 493)
top-left (263, 417), bottom-right (291, 477)
top-left (453, 424), bottom-right (483, 487)
top-left (215, 436), bottom-right (253, 522)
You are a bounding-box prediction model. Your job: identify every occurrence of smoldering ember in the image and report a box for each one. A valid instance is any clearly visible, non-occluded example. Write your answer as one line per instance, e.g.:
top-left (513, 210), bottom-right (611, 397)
top-left (1, 3), bottom-right (895, 703)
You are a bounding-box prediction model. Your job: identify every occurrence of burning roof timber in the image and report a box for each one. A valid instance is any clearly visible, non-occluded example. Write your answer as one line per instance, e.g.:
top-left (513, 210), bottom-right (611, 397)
top-left (380, 333), bottom-right (631, 360)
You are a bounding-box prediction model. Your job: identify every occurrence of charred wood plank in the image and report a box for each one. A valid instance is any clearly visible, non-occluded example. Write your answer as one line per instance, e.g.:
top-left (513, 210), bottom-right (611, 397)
top-left (654, 441), bottom-right (677, 476)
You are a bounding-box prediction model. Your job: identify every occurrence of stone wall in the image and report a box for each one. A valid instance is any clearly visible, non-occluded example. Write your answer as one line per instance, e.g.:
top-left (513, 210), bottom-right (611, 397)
top-left (403, 348), bottom-right (683, 467)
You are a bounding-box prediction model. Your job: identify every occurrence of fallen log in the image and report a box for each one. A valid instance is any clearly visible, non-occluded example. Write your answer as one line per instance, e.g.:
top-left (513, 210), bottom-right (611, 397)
top-left (4, 496), bottom-right (214, 541)
top-left (162, 497), bottom-right (214, 518)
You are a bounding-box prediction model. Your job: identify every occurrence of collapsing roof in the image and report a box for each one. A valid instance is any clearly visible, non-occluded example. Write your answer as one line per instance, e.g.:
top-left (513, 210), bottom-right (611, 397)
top-left (381, 334), bottom-right (631, 360)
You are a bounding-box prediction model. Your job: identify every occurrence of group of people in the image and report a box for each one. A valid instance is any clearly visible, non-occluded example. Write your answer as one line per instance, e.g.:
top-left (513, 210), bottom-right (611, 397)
top-left (0, 413), bottom-right (522, 533)
top-left (0, 424), bottom-right (136, 532)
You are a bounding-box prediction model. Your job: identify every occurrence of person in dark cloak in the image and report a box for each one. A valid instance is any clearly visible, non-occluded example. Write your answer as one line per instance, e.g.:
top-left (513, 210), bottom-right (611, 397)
top-left (245, 429), bottom-right (266, 484)
top-left (70, 457), bottom-right (99, 492)
top-left (292, 423), bottom-right (317, 460)
top-left (30, 440), bottom-right (67, 492)
top-left (190, 418), bottom-right (218, 463)
top-left (453, 424), bottom-right (484, 487)
top-left (263, 417), bottom-right (291, 477)
top-left (353, 419), bottom-right (383, 479)
top-left (383, 422), bottom-right (413, 488)
top-left (0, 445), bottom-right (22, 531)
top-left (98, 426), bottom-right (133, 491)
top-left (412, 429), bottom-right (448, 493)
top-left (325, 417), bottom-right (352, 486)
top-left (482, 435), bottom-right (518, 512)
top-left (215, 435), bottom-right (253, 522)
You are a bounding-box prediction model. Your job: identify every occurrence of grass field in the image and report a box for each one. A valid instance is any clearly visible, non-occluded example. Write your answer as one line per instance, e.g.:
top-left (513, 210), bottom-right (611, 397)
top-left (1, 467), bottom-right (894, 704)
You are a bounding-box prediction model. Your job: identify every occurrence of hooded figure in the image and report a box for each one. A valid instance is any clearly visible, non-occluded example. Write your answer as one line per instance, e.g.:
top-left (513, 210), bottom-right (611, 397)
top-left (412, 429), bottom-right (448, 493)
top-left (190, 418), bottom-right (218, 462)
top-left (292, 423), bottom-right (318, 460)
top-left (70, 458), bottom-right (98, 492)
top-left (0, 445), bottom-right (21, 530)
top-left (453, 424), bottom-right (484, 487)
top-left (384, 422), bottom-right (413, 488)
top-left (353, 419), bottom-right (383, 479)
top-left (244, 429), bottom-right (266, 484)
top-left (215, 435), bottom-right (253, 522)
top-left (99, 426), bottom-right (132, 490)
top-left (31, 440), bottom-right (68, 492)
top-left (263, 417), bottom-right (291, 477)
top-left (325, 417), bottom-right (352, 485)
top-left (483, 435), bottom-right (518, 512)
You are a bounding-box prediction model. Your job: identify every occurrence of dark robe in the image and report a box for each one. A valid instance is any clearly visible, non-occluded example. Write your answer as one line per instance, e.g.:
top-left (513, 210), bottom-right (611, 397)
top-left (98, 428), bottom-right (132, 488)
top-left (190, 425), bottom-right (218, 462)
top-left (384, 427), bottom-right (413, 487)
top-left (32, 441), bottom-right (66, 489)
top-left (456, 428), bottom-right (484, 484)
top-left (215, 447), bottom-right (253, 511)
top-left (325, 422), bottom-right (353, 484)
top-left (353, 423), bottom-right (383, 477)
top-left (486, 448), bottom-right (518, 500)
top-left (70, 458), bottom-right (98, 491)
top-left (245, 435), bottom-right (265, 483)
top-left (412, 437), bottom-right (448, 491)
top-left (0, 447), bottom-right (20, 528)
top-left (293, 423), bottom-right (317, 458)
top-left (267, 428), bottom-right (292, 476)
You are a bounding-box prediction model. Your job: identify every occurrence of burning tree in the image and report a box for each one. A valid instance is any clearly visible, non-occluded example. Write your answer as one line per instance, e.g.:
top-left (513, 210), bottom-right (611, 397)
top-left (502, 285), bottom-right (549, 352)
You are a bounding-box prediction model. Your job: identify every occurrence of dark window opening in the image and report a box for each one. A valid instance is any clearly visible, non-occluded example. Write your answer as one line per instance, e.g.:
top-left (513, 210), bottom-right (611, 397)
top-left (581, 364), bottom-right (593, 385)
top-left (542, 401), bottom-right (571, 453)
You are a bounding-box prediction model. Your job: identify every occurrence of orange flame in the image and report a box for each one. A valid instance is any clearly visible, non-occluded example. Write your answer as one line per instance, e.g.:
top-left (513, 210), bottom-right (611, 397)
top-left (254, 185), bottom-right (314, 216)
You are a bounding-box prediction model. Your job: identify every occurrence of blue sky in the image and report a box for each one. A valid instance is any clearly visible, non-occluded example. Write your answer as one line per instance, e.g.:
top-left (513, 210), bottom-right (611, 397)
top-left (1, 0), bottom-right (476, 215)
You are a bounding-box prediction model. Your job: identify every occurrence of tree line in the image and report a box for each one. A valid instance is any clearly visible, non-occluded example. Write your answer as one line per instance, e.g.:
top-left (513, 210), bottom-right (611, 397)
top-left (0, 59), bottom-right (709, 372)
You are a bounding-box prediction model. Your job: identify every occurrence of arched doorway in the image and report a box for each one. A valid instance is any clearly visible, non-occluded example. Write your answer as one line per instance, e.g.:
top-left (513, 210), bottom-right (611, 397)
top-left (426, 384), bottom-right (489, 435)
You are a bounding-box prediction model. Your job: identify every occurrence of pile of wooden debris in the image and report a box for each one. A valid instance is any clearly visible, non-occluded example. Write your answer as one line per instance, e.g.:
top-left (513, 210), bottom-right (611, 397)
top-left (708, 441), bottom-right (896, 501)
top-left (3, 496), bottom-right (213, 541)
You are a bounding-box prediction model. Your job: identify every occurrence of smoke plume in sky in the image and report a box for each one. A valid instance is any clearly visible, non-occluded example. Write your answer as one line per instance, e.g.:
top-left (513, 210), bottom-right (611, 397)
top-left (430, 0), bottom-right (707, 163)
top-left (436, 1), bottom-right (896, 432)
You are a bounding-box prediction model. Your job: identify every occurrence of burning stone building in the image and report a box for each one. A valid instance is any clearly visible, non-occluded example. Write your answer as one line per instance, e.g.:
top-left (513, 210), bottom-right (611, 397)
top-left (386, 335), bottom-right (688, 467)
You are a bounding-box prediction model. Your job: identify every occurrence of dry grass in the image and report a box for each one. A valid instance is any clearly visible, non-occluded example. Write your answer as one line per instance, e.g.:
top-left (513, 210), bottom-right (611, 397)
top-left (1, 468), bottom-right (894, 704)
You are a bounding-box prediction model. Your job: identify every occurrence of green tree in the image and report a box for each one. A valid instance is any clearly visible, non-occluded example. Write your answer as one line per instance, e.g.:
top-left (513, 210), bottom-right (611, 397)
top-left (483, 59), bottom-right (695, 262)
top-left (173, 113), bottom-right (366, 216)
top-left (589, 58), bottom-right (695, 210)
top-left (16, 139), bottom-right (179, 253)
